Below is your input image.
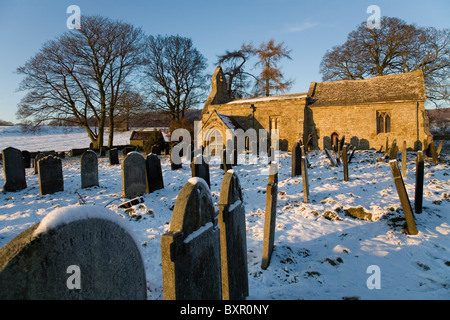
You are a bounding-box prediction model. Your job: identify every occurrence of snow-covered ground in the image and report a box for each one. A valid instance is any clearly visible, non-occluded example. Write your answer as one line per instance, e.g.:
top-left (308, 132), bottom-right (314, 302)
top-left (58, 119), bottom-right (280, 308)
top-left (0, 126), bottom-right (449, 300)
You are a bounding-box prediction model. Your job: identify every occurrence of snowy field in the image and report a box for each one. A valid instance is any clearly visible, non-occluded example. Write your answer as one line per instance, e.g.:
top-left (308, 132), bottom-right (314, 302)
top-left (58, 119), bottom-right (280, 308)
top-left (0, 126), bottom-right (449, 300)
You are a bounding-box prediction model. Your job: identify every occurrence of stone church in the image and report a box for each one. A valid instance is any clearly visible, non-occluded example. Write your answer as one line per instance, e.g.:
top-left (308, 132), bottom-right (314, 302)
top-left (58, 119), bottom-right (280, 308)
top-left (201, 66), bottom-right (430, 152)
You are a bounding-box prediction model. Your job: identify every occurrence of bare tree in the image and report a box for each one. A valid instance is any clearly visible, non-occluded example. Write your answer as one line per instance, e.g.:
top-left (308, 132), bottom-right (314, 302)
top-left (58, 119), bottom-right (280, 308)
top-left (252, 39), bottom-right (293, 97)
top-left (142, 35), bottom-right (208, 121)
top-left (115, 89), bottom-right (147, 131)
top-left (320, 17), bottom-right (449, 106)
top-left (16, 15), bottom-right (145, 149)
top-left (217, 43), bottom-right (256, 99)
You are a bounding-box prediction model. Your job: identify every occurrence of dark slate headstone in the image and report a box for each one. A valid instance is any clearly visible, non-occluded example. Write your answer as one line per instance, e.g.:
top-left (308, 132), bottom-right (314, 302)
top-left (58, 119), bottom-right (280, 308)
top-left (81, 150), bottom-right (99, 189)
top-left (38, 155), bottom-right (64, 195)
top-left (145, 153), bottom-right (164, 193)
top-left (302, 155), bottom-right (309, 203)
top-left (292, 142), bottom-right (302, 177)
top-left (109, 148), bottom-right (119, 165)
top-left (261, 163), bottom-right (278, 270)
top-left (161, 178), bottom-right (221, 300)
top-left (22, 150), bottom-right (31, 169)
top-left (191, 155), bottom-right (210, 188)
top-left (0, 205), bottom-right (147, 300)
top-left (2, 147), bottom-right (27, 192)
top-left (121, 152), bottom-right (147, 199)
top-left (218, 170), bottom-right (249, 300)
top-left (414, 151), bottom-right (424, 214)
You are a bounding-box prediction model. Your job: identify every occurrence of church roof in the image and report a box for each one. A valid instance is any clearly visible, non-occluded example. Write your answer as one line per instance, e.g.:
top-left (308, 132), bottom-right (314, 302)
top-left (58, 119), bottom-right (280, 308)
top-left (307, 70), bottom-right (426, 107)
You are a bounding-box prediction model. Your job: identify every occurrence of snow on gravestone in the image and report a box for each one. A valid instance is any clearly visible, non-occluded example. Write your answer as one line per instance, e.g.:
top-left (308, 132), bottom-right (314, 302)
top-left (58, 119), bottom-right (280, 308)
top-left (121, 152), bottom-right (147, 199)
top-left (190, 155), bottom-right (210, 188)
top-left (2, 147), bottom-right (27, 192)
top-left (218, 170), bottom-right (249, 300)
top-left (0, 205), bottom-right (147, 299)
top-left (81, 150), bottom-right (99, 189)
top-left (161, 177), bottom-right (221, 300)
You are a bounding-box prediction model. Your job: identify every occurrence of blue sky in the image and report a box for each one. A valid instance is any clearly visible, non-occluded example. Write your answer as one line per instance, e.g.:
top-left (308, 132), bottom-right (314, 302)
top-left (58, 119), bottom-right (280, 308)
top-left (0, 0), bottom-right (449, 123)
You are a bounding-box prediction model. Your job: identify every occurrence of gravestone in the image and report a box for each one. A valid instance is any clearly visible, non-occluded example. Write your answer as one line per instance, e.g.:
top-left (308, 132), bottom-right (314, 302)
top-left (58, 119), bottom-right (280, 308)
top-left (429, 141), bottom-right (438, 165)
top-left (348, 145), bottom-right (356, 163)
top-left (414, 151), bottom-right (424, 214)
top-left (22, 150), bottom-right (31, 169)
top-left (191, 155), bottom-right (210, 188)
top-left (170, 144), bottom-right (183, 170)
top-left (301, 155), bottom-right (309, 203)
top-left (38, 155), bottom-right (64, 195)
top-left (342, 145), bottom-right (349, 182)
top-left (261, 163), bottom-right (278, 270)
top-left (122, 152), bottom-right (147, 199)
top-left (220, 148), bottom-right (232, 171)
top-left (0, 205), bottom-right (147, 300)
top-left (161, 178), bottom-right (221, 300)
top-left (292, 142), bottom-right (302, 177)
top-left (389, 140), bottom-right (398, 160)
top-left (2, 147), bottom-right (27, 192)
top-left (34, 152), bottom-right (45, 174)
top-left (145, 153), bottom-right (164, 193)
top-left (389, 160), bottom-right (418, 235)
top-left (401, 141), bottom-right (407, 178)
top-left (325, 148), bottom-right (337, 167)
top-left (109, 148), bottom-right (119, 165)
top-left (218, 170), bottom-right (249, 300)
top-left (81, 150), bottom-right (99, 189)
top-left (436, 140), bottom-right (443, 156)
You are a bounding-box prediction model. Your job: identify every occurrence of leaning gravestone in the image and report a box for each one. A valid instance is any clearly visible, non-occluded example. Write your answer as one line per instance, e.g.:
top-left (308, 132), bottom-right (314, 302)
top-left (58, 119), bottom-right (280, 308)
top-left (0, 205), bottom-right (147, 300)
top-left (218, 170), bottom-right (249, 300)
top-left (145, 153), bottom-right (164, 193)
top-left (161, 178), bottom-right (221, 300)
top-left (389, 160), bottom-right (418, 235)
top-left (122, 152), bottom-right (147, 199)
top-left (2, 147), bottom-right (27, 192)
top-left (109, 148), bottom-right (119, 165)
top-left (301, 155), bottom-right (310, 203)
top-left (38, 155), bottom-right (64, 195)
top-left (191, 155), bottom-right (210, 188)
top-left (81, 150), bottom-right (99, 189)
top-left (325, 148), bottom-right (337, 167)
top-left (261, 163), bottom-right (278, 270)
top-left (292, 142), bottom-right (302, 177)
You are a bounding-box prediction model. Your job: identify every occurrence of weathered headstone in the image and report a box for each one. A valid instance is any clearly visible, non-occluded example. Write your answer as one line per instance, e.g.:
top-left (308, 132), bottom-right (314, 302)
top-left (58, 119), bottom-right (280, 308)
top-left (191, 155), bottom-right (210, 188)
top-left (220, 148), bottom-right (232, 171)
top-left (218, 170), bottom-right (248, 300)
top-left (34, 152), bottom-right (45, 175)
top-left (145, 153), bottom-right (164, 193)
top-left (121, 152), bottom-right (147, 199)
top-left (261, 163), bottom-right (278, 270)
top-left (389, 139), bottom-right (398, 160)
top-left (348, 145), bottom-right (356, 163)
top-left (292, 142), bottom-right (302, 177)
top-left (2, 147), bottom-right (27, 192)
top-left (22, 150), bottom-right (31, 169)
top-left (161, 178), bottom-right (221, 300)
top-left (401, 141), bottom-right (407, 178)
top-left (301, 155), bottom-right (309, 203)
top-left (436, 140), bottom-right (443, 156)
top-left (430, 141), bottom-right (438, 165)
top-left (342, 145), bottom-right (349, 182)
top-left (0, 205), bottom-right (147, 300)
top-left (38, 155), bottom-right (64, 195)
top-left (325, 148), bottom-right (337, 167)
top-left (414, 151), bottom-right (424, 214)
top-left (170, 144), bottom-right (183, 170)
top-left (81, 150), bottom-right (99, 189)
top-left (109, 148), bottom-right (119, 165)
top-left (389, 160), bottom-right (418, 235)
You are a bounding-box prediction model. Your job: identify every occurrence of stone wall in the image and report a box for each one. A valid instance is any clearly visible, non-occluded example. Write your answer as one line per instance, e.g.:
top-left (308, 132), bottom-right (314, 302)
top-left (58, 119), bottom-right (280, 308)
top-left (309, 101), bottom-right (430, 150)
